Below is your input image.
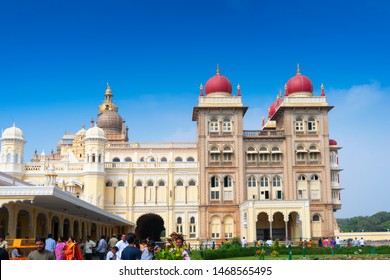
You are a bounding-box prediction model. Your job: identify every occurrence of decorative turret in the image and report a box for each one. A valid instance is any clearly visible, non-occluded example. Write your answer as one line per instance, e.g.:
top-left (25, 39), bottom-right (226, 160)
top-left (0, 123), bottom-right (26, 178)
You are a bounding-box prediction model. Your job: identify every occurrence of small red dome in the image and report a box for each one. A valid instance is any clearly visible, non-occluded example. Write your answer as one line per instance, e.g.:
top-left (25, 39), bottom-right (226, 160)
top-left (268, 100), bottom-right (278, 118)
top-left (285, 68), bottom-right (313, 96)
top-left (329, 139), bottom-right (338, 146)
top-left (205, 70), bottom-right (232, 95)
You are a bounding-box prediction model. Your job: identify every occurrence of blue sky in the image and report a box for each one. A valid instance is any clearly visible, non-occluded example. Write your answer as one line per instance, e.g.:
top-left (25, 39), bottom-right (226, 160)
top-left (1, 0), bottom-right (389, 219)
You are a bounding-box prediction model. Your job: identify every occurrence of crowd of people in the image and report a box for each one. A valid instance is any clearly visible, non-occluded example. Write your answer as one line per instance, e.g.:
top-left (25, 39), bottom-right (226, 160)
top-left (0, 232), bottom-right (191, 260)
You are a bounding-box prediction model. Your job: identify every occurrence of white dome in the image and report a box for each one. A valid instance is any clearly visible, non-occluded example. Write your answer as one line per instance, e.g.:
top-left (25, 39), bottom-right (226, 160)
top-left (2, 125), bottom-right (24, 141)
top-left (85, 126), bottom-right (106, 140)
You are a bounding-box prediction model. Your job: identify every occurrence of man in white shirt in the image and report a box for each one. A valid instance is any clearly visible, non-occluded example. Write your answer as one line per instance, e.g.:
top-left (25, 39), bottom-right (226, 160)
top-left (115, 234), bottom-right (128, 259)
top-left (359, 237), bottom-right (365, 247)
top-left (84, 235), bottom-right (96, 260)
top-left (335, 237), bottom-right (341, 248)
top-left (45, 234), bottom-right (56, 252)
top-left (96, 235), bottom-right (108, 260)
top-left (106, 246), bottom-right (119, 260)
top-left (241, 237), bottom-right (247, 247)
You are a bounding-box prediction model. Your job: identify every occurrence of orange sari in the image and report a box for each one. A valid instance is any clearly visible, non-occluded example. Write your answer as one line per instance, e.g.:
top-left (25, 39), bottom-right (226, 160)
top-left (64, 242), bottom-right (83, 260)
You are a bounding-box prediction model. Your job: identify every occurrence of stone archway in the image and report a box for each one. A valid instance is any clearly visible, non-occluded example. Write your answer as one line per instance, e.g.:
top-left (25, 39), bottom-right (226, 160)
top-left (272, 212), bottom-right (286, 240)
top-left (287, 211), bottom-right (301, 242)
top-left (63, 218), bottom-right (71, 238)
top-left (256, 212), bottom-right (270, 241)
top-left (0, 206), bottom-right (9, 236)
top-left (135, 214), bottom-right (165, 241)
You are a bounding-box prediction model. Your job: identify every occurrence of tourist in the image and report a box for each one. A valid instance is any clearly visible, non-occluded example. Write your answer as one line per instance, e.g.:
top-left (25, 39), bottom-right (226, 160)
top-left (54, 236), bottom-right (66, 260)
top-left (11, 247), bottom-right (22, 258)
top-left (0, 235), bottom-right (8, 251)
top-left (141, 240), bottom-right (156, 260)
top-left (108, 234), bottom-right (118, 251)
top-left (241, 237), bottom-right (247, 247)
top-left (84, 235), bottom-right (96, 260)
top-left (64, 236), bottom-right (83, 260)
top-left (121, 233), bottom-right (141, 260)
top-left (27, 237), bottom-right (55, 260)
top-left (353, 237), bottom-right (359, 247)
top-left (359, 237), bottom-right (365, 247)
top-left (115, 234), bottom-right (128, 259)
top-left (45, 233), bottom-right (56, 252)
top-left (96, 235), bottom-right (108, 260)
top-left (0, 247), bottom-right (9, 260)
top-left (106, 246), bottom-right (119, 260)
top-left (335, 237), bottom-right (341, 248)
top-left (175, 235), bottom-right (190, 260)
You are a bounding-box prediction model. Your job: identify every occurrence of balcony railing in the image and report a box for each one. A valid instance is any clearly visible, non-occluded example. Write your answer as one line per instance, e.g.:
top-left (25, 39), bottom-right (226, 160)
top-left (243, 130), bottom-right (284, 138)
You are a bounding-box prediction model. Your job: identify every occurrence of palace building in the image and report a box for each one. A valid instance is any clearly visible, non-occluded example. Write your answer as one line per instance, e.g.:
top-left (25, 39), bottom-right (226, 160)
top-left (0, 66), bottom-right (342, 243)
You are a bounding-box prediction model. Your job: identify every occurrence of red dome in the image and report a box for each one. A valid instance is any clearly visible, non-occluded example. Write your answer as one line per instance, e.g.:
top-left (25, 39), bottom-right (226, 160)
top-left (268, 100), bottom-right (278, 118)
top-left (205, 71), bottom-right (232, 95)
top-left (285, 68), bottom-right (313, 96)
top-left (329, 139), bottom-right (338, 146)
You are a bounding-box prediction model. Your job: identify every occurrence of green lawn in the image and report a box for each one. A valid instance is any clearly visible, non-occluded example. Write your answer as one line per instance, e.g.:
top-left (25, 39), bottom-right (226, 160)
top-left (221, 254), bottom-right (390, 260)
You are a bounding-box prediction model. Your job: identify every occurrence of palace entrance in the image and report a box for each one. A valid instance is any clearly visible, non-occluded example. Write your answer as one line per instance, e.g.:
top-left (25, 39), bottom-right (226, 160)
top-left (135, 214), bottom-right (165, 241)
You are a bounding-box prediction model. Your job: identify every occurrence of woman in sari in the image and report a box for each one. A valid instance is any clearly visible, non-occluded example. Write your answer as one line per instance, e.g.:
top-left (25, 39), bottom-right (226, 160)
top-left (55, 236), bottom-right (66, 260)
top-left (64, 236), bottom-right (83, 260)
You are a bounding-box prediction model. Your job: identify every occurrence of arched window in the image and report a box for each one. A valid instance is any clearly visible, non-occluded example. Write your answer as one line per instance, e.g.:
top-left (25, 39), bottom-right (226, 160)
top-left (296, 145), bottom-right (306, 160)
top-left (223, 146), bottom-right (233, 161)
top-left (259, 147), bottom-right (269, 161)
top-left (136, 181), bottom-right (143, 187)
top-left (298, 175), bottom-right (306, 181)
top-left (187, 157), bottom-right (195, 162)
top-left (210, 176), bottom-right (220, 200)
top-left (189, 217), bottom-right (196, 238)
top-left (312, 215), bottom-right (320, 222)
top-left (224, 176), bottom-right (232, 188)
top-left (118, 181), bottom-right (125, 187)
top-left (147, 157), bottom-right (155, 162)
top-left (140, 157), bottom-right (144, 162)
top-left (272, 176), bottom-right (281, 187)
top-left (308, 117), bottom-right (317, 131)
top-left (175, 157), bottom-right (183, 162)
top-left (271, 147), bottom-right (282, 161)
top-left (295, 117), bottom-right (304, 131)
top-left (309, 145), bottom-right (320, 160)
top-left (247, 147), bottom-right (256, 161)
top-left (158, 180), bottom-right (165, 187)
top-left (176, 217), bottom-right (183, 233)
top-left (161, 157), bottom-right (167, 162)
top-left (222, 117), bottom-right (232, 132)
top-left (311, 174), bottom-right (319, 181)
top-left (189, 180), bottom-right (196, 186)
top-left (210, 146), bottom-right (220, 161)
top-left (124, 157), bottom-right (132, 162)
top-left (176, 180), bottom-right (184, 187)
top-left (113, 157), bottom-right (120, 162)
top-left (260, 176), bottom-right (269, 187)
top-left (209, 118), bottom-right (219, 132)
top-left (247, 176), bottom-right (257, 187)
top-left (106, 181), bottom-right (113, 187)
top-left (147, 180), bottom-right (154, 187)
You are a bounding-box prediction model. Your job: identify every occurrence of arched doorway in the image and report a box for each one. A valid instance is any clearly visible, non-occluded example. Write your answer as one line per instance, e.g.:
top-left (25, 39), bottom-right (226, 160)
top-left (0, 206), bottom-right (9, 236)
top-left (51, 216), bottom-right (60, 239)
top-left (36, 213), bottom-right (47, 237)
top-left (135, 214), bottom-right (165, 241)
top-left (256, 212), bottom-right (270, 241)
top-left (16, 210), bottom-right (30, 238)
top-left (287, 211), bottom-right (301, 242)
top-left (272, 212), bottom-right (286, 240)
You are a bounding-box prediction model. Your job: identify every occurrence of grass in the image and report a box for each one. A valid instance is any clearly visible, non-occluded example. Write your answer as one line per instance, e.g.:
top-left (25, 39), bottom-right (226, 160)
top-left (220, 254), bottom-right (390, 260)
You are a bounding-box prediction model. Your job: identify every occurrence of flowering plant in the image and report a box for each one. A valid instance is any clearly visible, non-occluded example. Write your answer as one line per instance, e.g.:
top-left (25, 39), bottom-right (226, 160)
top-left (155, 232), bottom-right (188, 260)
top-left (256, 249), bottom-right (266, 260)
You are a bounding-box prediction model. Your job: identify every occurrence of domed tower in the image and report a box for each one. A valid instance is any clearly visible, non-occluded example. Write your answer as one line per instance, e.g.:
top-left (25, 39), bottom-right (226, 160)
top-left (0, 124), bottom-right (26, 178)
top-left (82, 125), bottom-right (107, 208)
top-left (192, 66), bottom-right (248, 241)
top-left (97, 84), bottom-right (128, 141)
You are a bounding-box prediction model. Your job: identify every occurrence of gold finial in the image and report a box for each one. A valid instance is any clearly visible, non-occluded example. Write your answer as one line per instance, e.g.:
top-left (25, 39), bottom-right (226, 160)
top-left (321, 83), bottom-right (324, 90)
top-left (216, 64), bottom-right (220, 75)
top-left (200, 83), bottom-right (203, 90)
top-left (237, 84), bottom-right (241, 96)
top-left (237, 84), bottom-right (241, 90)
top-left (296, 64), bottom-right (301, 74)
